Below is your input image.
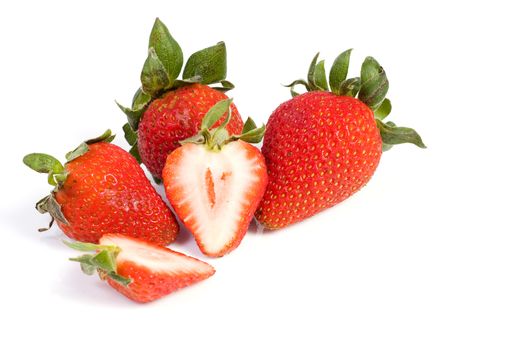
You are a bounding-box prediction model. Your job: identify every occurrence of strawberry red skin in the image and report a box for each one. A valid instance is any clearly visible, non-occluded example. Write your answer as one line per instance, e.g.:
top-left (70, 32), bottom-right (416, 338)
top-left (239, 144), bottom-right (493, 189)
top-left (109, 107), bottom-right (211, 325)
top-left (138, 84), bottom-right (243, 178)
top-left (101, 235), bottom-right (215, 303)
top-left (255, 91), bottom-right (382, 229)
top-left (55, 143), bottom-right (178, 245)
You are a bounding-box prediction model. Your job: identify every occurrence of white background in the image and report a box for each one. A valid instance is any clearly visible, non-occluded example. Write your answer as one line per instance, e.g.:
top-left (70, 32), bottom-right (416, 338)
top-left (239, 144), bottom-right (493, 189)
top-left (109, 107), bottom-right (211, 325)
top-left (1, 0), bottom-right (524, 349)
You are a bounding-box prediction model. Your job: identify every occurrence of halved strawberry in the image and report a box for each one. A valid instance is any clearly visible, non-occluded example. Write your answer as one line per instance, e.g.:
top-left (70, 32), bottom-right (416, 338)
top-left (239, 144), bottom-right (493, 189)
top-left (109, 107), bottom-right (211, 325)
top-left (163, 99), bottom-right (268, 257)
top-left (66, 234), bottom-right (215, 303)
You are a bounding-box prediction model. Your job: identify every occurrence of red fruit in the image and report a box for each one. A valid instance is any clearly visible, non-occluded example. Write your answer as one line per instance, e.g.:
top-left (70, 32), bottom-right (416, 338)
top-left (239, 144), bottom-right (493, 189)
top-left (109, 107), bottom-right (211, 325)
top-left (23, 130), bottom-right (178, 245)
top-left (118, 18), bottom-right (243, 179)
top-left (163, 99), bottom-right (267, 257)
top-left (138, 84), bottom-right (243, 178)
top-left (255, 51), bottom-right (425, 229)
top-left (66, 234), bottom-right (215, 303)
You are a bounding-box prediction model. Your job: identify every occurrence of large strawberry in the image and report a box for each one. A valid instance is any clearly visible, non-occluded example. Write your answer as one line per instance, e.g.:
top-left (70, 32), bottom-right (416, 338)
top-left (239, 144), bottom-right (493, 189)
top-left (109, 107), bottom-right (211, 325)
top-left (117, 18), bottom-right (243, 180)
top-left (23, 130), bottom-right (178, 245)
top-left (255, 50), bottom-right (425, 229)
top-left (65, 234), bottom-right (215, 303)
top-left (163, 99), bottom-right (267, 257)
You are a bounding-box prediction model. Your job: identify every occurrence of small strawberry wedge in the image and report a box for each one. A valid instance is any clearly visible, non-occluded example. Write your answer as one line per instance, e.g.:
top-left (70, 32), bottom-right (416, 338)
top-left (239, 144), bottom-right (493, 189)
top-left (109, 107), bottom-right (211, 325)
top-left (163, 99), bottom-right (268, 257)
top-left (66, 234), bottom-right (215, 303)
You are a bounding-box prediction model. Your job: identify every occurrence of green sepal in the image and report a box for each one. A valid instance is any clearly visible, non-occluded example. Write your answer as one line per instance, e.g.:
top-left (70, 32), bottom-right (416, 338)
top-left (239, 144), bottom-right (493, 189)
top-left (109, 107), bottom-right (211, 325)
top-left (132, 88), bottom-right (152, 110)
top-left (149, 18), bottom-right (183, 87)
top-left (339, 77), bottom-right (361, 97)
top-left (170, 76), bottom-right (203, 90)
top-left (358, 56), bottom-right (389, 110)
top-left (329, 49), bottom-right (352, 94)
top-left (314, 60), bottom-right (328, 91)
top-left (23, 153), bottom-right (64, 186)
top-left (36, 194), bottom-right (68, 226)
top-left (200, 98), bottom-right (232, 130)
top-left (129, 144), bottom-right (142, 164)
top-left (116, 102), bottom-right (146, 131)
top-left (234, 123), bottom-right (265, 144)
top-left (376, 119), bottom-right (426, 149)
top-left (241, 117), bottom-right (257, 134)
top-left (123, 123), bottom-right (138, 146)
top-left (65, 130), bottom-right (115, 163)
top-left (307, 52), bottom-right (320, 90)
top-left (284, 79), bottom-right (309, 97)
top-left (85, 129), bottom-right (115, 144)
top-left (64, 240), bottom-right (132, 287)
top-left (183, 42), bottom-right (227, 85)
top-left (141, 47), bottom-right (170, 96)
top-left (213, 80), bottom-right (235, 92)
top-left (374, 98), bottom-right (392, 120)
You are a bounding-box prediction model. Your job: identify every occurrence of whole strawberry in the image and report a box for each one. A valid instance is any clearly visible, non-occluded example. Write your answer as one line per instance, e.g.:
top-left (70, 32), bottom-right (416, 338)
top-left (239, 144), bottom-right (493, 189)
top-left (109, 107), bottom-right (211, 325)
top-left (163, 99), bottom-right (267, 257)
top-left (117, 18), bottom-right (243, 180)
top-left (255, 50), bottom-right (425, 229)
top-left (23, 130), bottom-right (178, 245)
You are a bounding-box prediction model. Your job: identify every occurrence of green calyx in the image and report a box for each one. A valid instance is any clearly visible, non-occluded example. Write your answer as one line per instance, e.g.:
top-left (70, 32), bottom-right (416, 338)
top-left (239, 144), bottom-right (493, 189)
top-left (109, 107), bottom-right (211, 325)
top-left (286, 50), bottom-right (426, 151)
top-left (22, 130), bottom-right (115, 231)
top-left (180, 99), bottom-right (265, 151)
top-left (117, 18), bottom-right (234, 163)
top-left (64, 240), bottom-right (132, 287)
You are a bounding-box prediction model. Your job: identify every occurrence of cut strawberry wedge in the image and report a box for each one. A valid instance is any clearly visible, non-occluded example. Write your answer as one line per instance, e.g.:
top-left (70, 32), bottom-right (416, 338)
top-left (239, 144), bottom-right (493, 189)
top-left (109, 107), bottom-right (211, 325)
top-left (66, 234), bottom-right (215, 303)
top-left (162, 99), bottom-right (268, 257)
top-left (163, 141), bottom-right (267, 257)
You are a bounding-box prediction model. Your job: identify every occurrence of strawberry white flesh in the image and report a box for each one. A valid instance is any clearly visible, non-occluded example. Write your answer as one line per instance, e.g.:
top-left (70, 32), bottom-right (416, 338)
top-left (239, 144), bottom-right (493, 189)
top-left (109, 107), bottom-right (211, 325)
top-left (163, 140), bottom-right (268, 257)
top-left (99, 234), bottom-right (213, 275)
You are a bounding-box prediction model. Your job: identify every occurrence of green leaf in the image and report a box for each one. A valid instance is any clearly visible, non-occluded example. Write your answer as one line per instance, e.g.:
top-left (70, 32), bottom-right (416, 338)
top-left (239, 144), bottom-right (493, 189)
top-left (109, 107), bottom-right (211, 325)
top-left (376, 119), bottom-right (426, 149)
top-left (238, 124), bottom-right (265, 144)
top-left (201, 98), bottom-right (232, 130)
top-left (141, 47), bottom-right (170, 96)
top-left (212, 128), bottom-right (230, 147)
top-left (23, 153), bottom-right (64, 184)
top-left (329, 49), bottom-right (352, 94)
top-left (92, 250), bottom-right (117, 272)
top-left (63, 240), bottom-right (114, 252)
top-left (123, 123), bottom-right (138, 146)
top-left (339, 77), bottom-right (361, 97)
top-left (85, 129), bottom-right (115, 144)
top-left (107, 271), bottom-right (133, 287)
top-left (375, 98), bottom-right (392, 120)
top-left (307, 52), bottom-right (320, 90)
top-left (65, 143), bottom-right (89, 163)
top-left (241, 117), bottom-right (257, 134)
top-left (36, 194), bottom-right (68, 225)
top-left (359, 56), bottom-right (389, 110)
top-left (182, 42), bottom-right (227, 84)
top-left (314, 60), bottom-right (328, 91)
top-left (284, 79), bottom-right (309, 97)
top-left (116, 101), bottom-right (145, 131)
top-left (132, 88), bottom-right (152, 110)
top-left (129, 144), bottom-right (142, 164)
top-left (149, 18), bottom-right (183, 86)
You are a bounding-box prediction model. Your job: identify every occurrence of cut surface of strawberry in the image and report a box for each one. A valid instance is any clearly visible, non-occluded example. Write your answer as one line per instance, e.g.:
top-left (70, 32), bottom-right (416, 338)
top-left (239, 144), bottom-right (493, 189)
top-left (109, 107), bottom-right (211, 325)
top-left (163, 99), bottom-right (267, 257)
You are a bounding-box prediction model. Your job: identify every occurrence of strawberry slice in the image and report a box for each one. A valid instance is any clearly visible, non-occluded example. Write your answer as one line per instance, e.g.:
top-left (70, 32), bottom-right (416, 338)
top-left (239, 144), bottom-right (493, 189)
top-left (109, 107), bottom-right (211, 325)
top-left (66, 234), bottom-right (215, 303)
top-left (163, 99), bottom-right (268, 257)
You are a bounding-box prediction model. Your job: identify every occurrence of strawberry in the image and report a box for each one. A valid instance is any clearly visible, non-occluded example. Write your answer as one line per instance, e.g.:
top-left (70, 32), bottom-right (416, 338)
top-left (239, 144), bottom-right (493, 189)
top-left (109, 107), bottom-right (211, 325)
top-left (255, 50), bottom-right (425, 229)
top-left (117, 18), bottom-right (243, 180)
top-left (163, 99), bottom-right (268, 257)
top-left (23, 130), bottom-right (178, 245)
top-left (65, 234), bottom-right (215, 303)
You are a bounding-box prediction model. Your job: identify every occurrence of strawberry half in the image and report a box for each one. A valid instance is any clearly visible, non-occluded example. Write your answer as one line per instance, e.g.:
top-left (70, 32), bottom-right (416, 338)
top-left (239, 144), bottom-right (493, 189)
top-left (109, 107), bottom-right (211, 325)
top-left (66, 234), bottom-right (215, 303)
top-left (163, 99), bottom-right (268, 257)
top-left (117, 18), bottom-right (243, 180)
